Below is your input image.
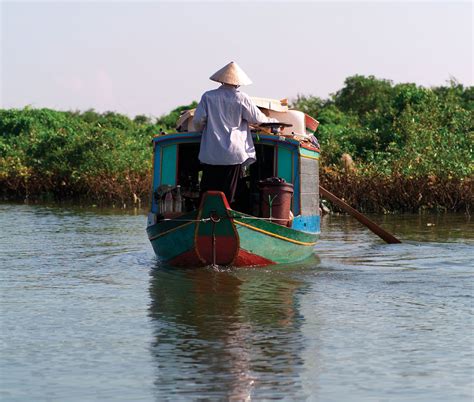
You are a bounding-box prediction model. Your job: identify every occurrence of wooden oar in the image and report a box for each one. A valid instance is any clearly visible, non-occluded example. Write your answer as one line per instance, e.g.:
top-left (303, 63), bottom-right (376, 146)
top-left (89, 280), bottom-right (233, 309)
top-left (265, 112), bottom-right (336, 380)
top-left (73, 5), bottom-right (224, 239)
top-left (319, 186), bottom-right (402, 244)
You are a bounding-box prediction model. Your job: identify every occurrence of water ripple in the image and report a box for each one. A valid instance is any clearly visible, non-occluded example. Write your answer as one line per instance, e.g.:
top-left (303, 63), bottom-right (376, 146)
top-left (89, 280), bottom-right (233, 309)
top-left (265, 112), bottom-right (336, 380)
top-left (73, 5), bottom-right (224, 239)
top-left (1, 205), bottom-right (473, 401)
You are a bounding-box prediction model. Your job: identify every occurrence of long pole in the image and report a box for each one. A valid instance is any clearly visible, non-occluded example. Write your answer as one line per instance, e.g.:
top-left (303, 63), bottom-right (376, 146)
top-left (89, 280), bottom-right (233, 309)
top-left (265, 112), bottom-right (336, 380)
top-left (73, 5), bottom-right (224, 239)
top-left (319, 186), bottom-right (402, 244)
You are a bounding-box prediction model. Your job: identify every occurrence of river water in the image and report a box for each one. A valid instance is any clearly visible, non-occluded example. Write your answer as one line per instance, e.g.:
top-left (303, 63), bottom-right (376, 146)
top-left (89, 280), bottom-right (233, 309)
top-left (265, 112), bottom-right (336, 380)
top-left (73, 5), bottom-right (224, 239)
top-left (1, 203), bottom-right (472, 401)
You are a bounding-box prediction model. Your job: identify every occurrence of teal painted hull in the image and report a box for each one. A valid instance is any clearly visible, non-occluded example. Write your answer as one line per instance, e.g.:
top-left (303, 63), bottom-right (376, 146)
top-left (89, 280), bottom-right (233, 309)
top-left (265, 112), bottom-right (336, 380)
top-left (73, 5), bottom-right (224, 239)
top-left (147, 211), bottom-right (197, 262)
top-left (236, 224), bottom-right (317, 264)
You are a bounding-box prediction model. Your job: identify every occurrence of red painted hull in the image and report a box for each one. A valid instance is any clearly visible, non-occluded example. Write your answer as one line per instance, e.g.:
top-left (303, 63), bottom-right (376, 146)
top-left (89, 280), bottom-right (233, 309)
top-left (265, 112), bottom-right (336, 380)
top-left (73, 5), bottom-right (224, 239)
top-left (169, 248), bottom-right (275, 267)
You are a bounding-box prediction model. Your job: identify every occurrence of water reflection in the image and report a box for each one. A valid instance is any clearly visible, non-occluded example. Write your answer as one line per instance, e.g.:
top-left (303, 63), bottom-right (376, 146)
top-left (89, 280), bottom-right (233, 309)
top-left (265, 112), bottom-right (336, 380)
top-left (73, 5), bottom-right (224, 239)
top-left (148, 265), bottom-right (311, 400)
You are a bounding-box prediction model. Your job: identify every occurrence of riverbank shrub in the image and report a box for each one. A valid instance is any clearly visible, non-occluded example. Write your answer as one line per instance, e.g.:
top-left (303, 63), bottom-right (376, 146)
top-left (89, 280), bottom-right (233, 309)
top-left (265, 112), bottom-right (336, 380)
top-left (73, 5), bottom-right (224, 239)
top-left (293, 76), bottom-right (473, 212)
top-left (0, 77), bottom-right (472, 212)
top-left (0, 108), bottom-right (157, 206)
top-left (293, 76), bottom-right (473, 179)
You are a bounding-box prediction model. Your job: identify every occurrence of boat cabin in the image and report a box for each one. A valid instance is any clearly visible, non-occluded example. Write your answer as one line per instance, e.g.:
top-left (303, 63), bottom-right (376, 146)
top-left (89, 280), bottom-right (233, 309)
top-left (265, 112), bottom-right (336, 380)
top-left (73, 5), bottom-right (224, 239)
top-left (150, 98), bottom-right (321, 234)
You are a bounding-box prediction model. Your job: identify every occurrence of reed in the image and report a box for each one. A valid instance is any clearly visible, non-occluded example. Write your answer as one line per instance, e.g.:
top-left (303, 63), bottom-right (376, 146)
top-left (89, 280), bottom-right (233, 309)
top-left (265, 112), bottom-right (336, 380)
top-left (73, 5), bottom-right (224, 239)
top-left (320, 167), bottom-right (472, 213)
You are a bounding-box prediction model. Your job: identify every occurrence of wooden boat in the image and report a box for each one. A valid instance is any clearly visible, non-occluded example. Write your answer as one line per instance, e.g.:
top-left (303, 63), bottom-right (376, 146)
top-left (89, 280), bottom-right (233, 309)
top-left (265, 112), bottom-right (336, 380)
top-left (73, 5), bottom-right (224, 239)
top-left (146, 98), bottom-right (321, 267)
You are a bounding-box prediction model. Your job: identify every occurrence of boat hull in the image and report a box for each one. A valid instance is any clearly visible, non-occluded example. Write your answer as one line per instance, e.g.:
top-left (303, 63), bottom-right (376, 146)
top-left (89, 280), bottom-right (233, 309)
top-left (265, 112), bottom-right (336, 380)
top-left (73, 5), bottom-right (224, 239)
top-left (147, 192), bottom-right (319, 267)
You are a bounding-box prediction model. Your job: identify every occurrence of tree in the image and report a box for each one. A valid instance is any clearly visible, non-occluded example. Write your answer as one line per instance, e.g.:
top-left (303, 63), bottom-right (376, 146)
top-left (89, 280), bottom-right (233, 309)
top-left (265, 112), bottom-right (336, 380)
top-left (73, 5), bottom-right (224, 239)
top-left (334, 75), bottom-right (394, 119)
top-left (156, 101), bottom-right (198, 131)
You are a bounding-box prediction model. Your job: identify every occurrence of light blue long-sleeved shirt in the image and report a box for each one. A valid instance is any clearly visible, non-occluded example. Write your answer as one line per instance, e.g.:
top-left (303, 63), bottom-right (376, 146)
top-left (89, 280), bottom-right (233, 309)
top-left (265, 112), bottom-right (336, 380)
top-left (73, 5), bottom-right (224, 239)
top-left (193, 85), bottom-right (275, 166)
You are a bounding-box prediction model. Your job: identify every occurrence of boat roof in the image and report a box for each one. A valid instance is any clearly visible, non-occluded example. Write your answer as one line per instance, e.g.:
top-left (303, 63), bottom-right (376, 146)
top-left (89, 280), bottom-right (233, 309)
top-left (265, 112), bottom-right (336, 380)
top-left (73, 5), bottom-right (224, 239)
top-left (152, 131), bottom-right (320, 153)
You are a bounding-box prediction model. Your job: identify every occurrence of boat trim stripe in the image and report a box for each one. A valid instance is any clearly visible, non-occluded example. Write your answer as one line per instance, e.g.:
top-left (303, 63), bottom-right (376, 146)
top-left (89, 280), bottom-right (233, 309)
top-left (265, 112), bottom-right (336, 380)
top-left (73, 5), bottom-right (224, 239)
top-left (234, 220), bottom-right (317, 246)
top-left (149, 221), bottom-right (194, 241)
top-left (300, 153), bottom-right (320, 161)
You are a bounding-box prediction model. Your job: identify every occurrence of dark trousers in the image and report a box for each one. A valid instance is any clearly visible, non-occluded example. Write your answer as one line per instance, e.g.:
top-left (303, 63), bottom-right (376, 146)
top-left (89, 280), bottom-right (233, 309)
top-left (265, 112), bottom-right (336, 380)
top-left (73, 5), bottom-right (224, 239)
top-left (200, 164), bottom-right (242, 204)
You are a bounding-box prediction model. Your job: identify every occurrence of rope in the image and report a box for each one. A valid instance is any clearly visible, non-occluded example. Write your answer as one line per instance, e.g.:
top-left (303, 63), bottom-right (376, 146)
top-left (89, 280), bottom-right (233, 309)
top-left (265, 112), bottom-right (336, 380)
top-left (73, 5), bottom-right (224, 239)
top-left (157, 215), bottom-right (289, 223)
top-left (267, 194), bottom-right (278, 220)
top-left (159, 217), bottom-right (212, 222)
top-left (234, 215), bottom-right (288, 221)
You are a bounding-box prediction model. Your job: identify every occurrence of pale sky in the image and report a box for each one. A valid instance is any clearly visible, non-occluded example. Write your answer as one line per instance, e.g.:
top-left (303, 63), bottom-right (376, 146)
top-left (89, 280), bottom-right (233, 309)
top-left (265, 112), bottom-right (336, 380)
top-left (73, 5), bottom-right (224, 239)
top-left (1, 1), bottom-right (472, 118)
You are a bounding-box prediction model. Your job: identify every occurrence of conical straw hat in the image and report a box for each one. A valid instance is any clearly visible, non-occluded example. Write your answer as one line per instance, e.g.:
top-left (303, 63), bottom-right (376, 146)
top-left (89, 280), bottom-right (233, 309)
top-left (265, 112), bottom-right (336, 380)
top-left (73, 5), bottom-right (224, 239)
top-left (209, 61), bottom-right (252, 86)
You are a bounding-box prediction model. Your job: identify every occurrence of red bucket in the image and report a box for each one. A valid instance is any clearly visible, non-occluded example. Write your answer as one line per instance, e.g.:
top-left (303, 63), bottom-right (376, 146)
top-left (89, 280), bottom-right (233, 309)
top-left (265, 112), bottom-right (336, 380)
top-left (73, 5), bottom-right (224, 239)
top-left (258, 178), bottom-right (294, 226)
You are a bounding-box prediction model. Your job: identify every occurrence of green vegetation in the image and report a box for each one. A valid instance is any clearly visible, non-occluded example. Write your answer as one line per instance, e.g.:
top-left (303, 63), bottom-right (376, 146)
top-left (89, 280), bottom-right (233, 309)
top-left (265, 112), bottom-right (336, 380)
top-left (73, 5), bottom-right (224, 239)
top-left (1, 109), bottom-right (149, 205)
top-left (0, 76), bottom-right (472, 211)
top-left (0, 102), bottom-right (198, 206)
top-left (292, 76), bottom-right (473, 212)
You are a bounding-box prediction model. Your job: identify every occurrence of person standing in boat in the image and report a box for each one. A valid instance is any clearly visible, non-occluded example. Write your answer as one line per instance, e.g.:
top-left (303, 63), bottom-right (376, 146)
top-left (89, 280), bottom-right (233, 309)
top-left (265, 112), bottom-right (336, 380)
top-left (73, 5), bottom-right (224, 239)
top-left (193, 61), bottom-right (278, 204)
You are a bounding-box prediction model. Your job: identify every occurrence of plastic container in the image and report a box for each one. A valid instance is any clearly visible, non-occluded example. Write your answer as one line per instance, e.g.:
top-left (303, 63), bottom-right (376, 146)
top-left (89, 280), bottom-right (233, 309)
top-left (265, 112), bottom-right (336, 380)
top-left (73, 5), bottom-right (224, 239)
top-left (164, 191), bottom-right (173, 213)
top-left (258, 177), bottom-right (294, 226)
top-left (174, 185), bottom-right (182, 213)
